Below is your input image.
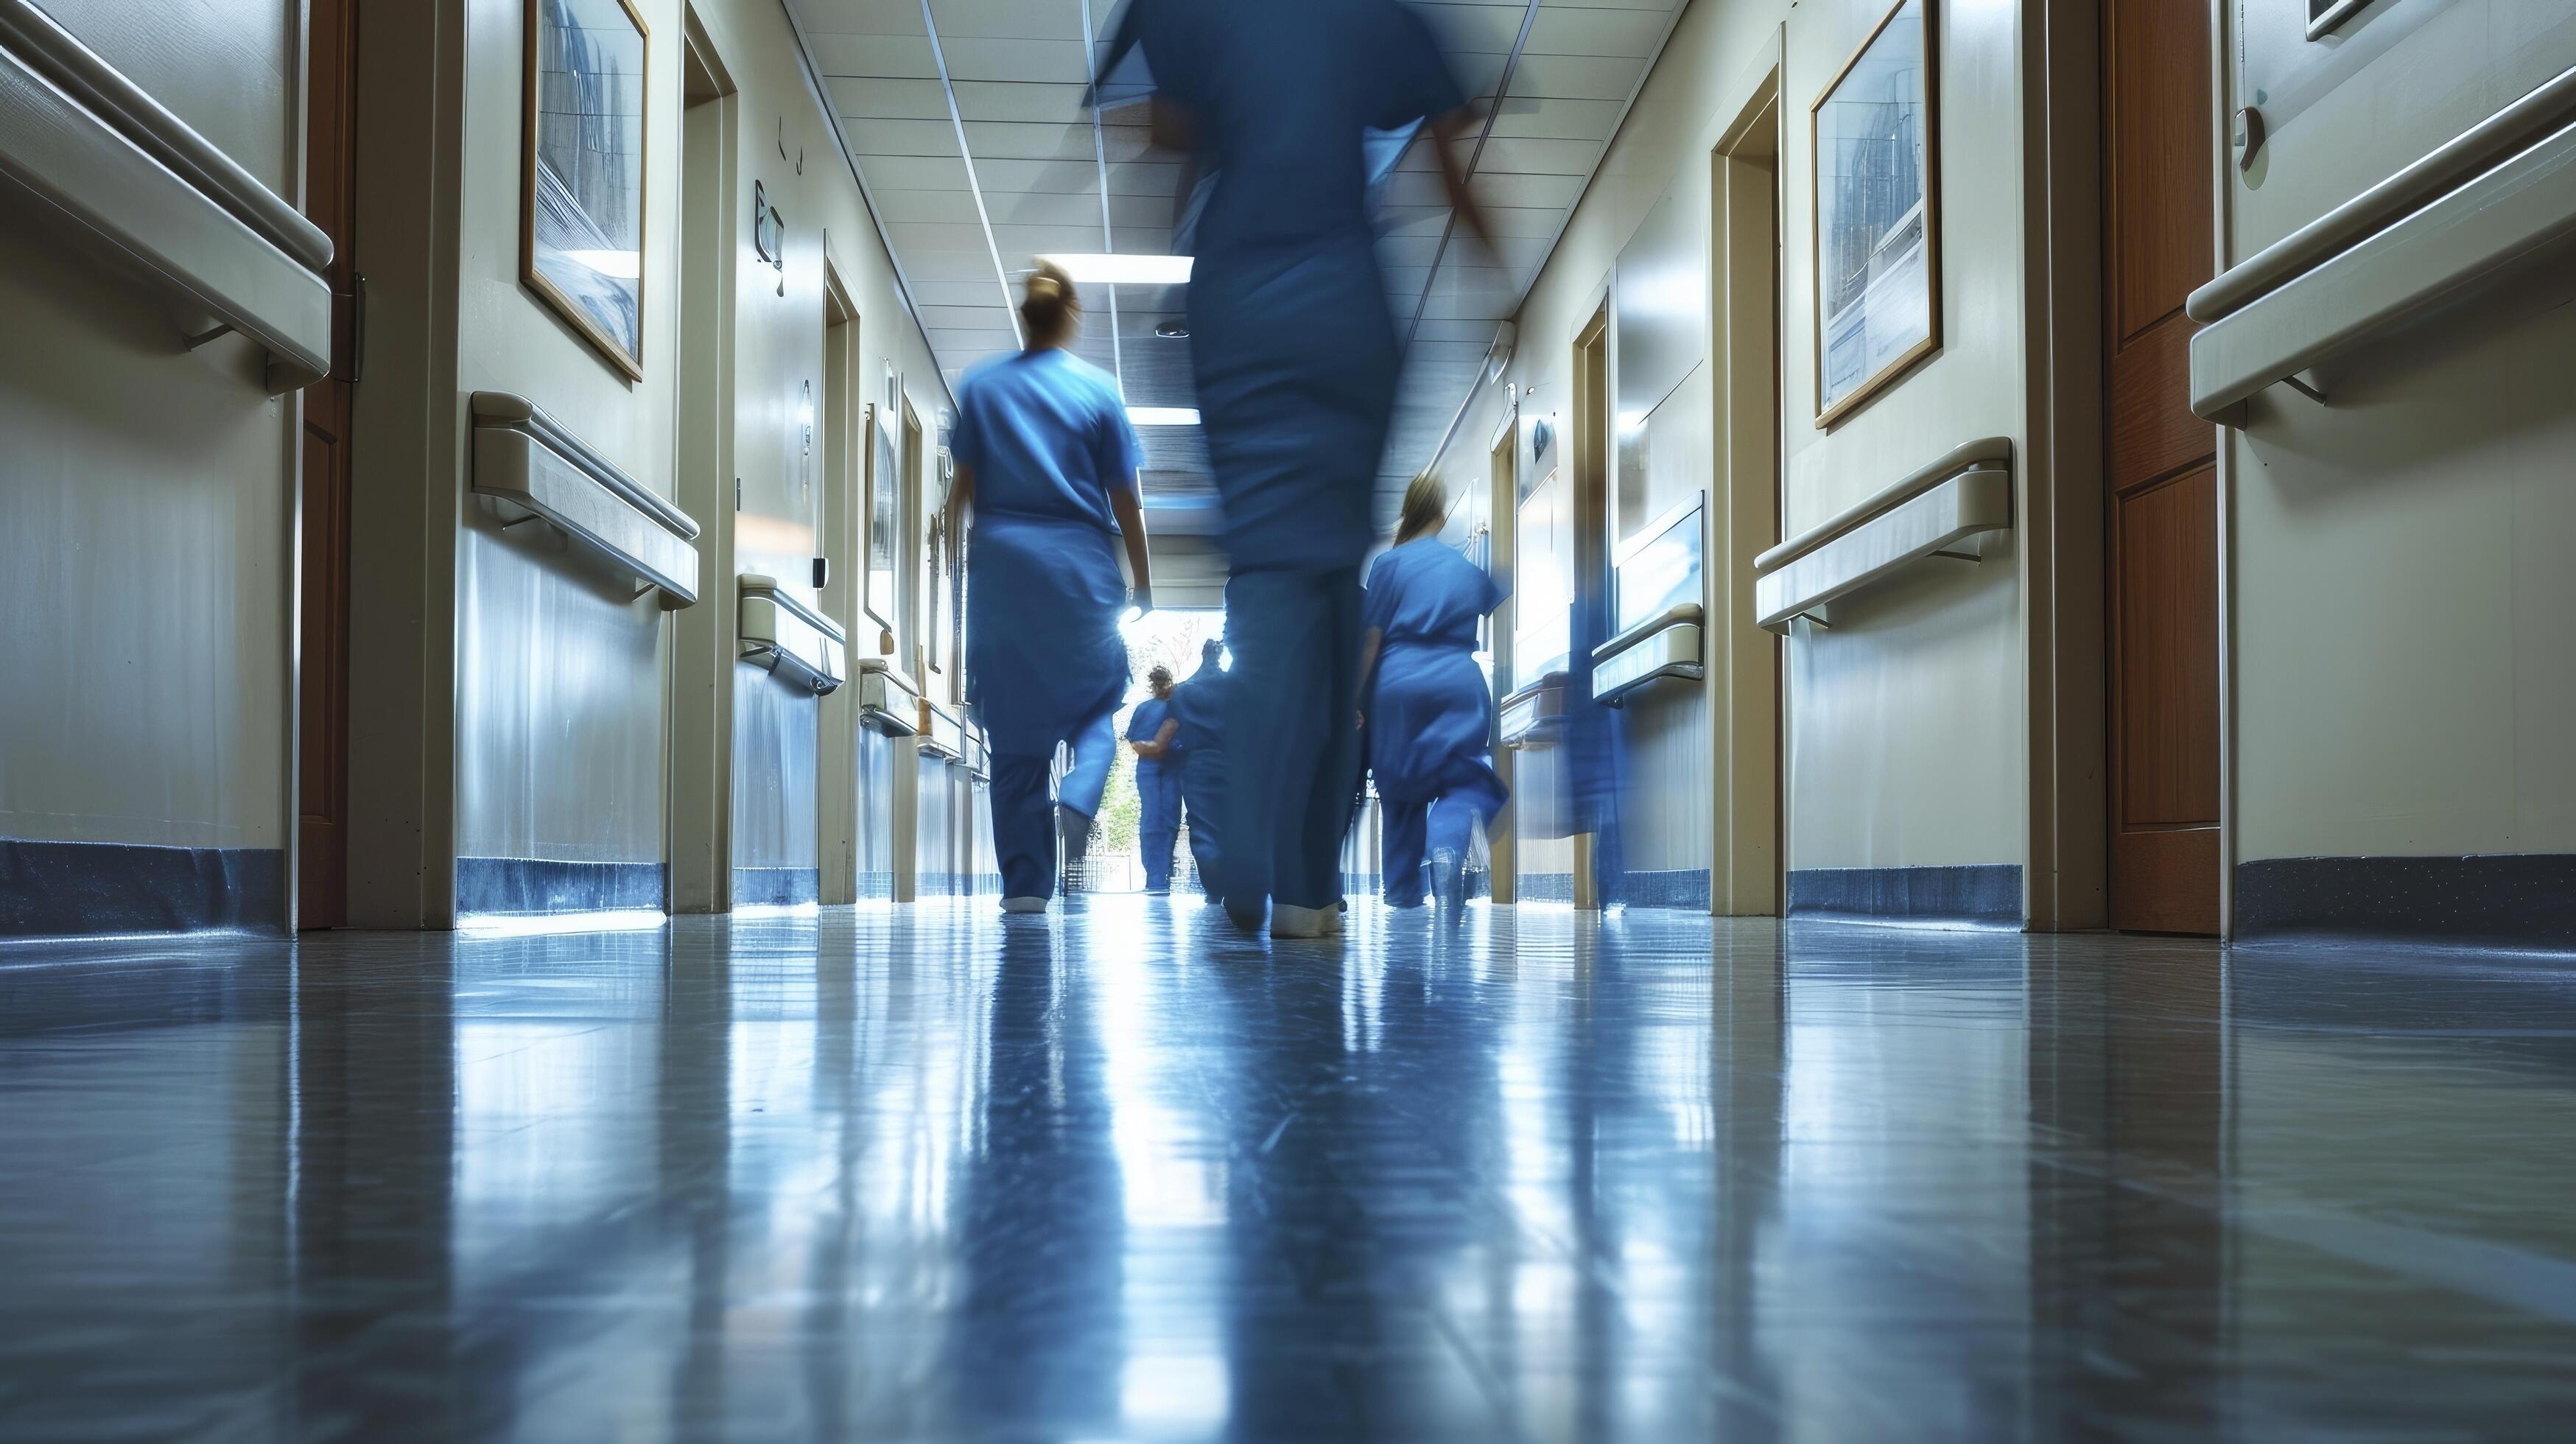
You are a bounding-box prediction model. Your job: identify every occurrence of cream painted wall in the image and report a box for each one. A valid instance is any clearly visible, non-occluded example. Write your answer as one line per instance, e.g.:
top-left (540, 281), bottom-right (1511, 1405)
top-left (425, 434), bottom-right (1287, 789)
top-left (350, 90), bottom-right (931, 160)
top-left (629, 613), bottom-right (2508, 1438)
top-left (2225, 1), bottom-right (2576, 865)
top-left (1428, 0), bottom-right (2037, 885)
top-left (36, 0), bottom-right (299, 194)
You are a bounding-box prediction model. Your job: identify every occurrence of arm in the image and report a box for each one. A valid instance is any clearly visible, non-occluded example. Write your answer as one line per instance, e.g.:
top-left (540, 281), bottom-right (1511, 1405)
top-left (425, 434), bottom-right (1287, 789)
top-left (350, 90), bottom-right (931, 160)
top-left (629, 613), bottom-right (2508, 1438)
top-left (1429, 107), bottom-right (1495, 260)
top-left (1133, 717), bottom-right (1179, 760)
top-left (947, 461), bottom-right (975, 539)
top-left (1109, 480), bottom-right (1154, 611)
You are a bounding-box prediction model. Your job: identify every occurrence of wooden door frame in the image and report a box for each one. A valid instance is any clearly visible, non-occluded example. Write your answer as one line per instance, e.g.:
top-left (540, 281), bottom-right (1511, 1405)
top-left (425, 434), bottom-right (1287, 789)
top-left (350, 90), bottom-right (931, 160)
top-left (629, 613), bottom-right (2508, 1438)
top-left (297, 0), bottom-right (361, 928)
top-left (2017, 0), bottom-right (2113, 932)
top-left (1486, 402), bottom-right (1517, 906)
top-left (667, 11), bottom-right (739, 913)
top-left (1570, 306), bottom-right (1609, 911)
top-left (817, 255), bottom-right (862, 905)
top-left (1705, 46), bottom-right (1786, 917)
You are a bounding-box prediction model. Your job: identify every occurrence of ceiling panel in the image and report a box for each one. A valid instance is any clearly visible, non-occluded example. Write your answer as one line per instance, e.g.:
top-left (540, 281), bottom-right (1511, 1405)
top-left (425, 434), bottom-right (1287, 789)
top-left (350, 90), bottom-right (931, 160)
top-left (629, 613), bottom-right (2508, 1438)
top-left (790, 0), bottom-right (1682, 539)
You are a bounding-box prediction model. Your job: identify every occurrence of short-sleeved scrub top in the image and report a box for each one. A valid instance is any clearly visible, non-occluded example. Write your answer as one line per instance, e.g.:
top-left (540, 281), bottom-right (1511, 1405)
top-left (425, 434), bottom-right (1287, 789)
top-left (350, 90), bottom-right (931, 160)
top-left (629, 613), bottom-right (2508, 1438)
top-left (1364, 537), bottom-right (1504, 803)
top-left (1117, 0), bottom-right (1467, 574)
top-left (951, 348), bottom-right (1145, 757)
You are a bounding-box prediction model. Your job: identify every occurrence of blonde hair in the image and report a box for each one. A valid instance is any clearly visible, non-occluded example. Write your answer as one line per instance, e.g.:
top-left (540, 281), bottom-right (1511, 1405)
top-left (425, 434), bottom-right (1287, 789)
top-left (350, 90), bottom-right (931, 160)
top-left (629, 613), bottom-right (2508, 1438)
top-left (1020, 261), bottom-right (1081, 348)
top-left (1397, 474), bottom-right (1447, 542)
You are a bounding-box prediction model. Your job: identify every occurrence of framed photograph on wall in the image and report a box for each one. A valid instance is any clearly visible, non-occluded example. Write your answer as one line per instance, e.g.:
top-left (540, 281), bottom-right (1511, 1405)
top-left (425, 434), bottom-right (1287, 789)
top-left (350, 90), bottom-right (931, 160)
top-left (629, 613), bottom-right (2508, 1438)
top-left (863, 403), bottom-right (900, 649)
top-left (522, 0), bottom-right (650, 379)
top-left (1810, 0), bottom-right (1939, 427)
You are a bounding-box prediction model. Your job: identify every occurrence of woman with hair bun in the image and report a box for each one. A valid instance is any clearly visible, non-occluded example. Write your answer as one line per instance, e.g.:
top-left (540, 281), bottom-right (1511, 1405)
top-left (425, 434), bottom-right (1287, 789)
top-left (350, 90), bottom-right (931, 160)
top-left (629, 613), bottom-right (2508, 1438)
top-left (950, 262), bottom-right (1154, 913)
top-left (1355, 474), bottom-right (1506, 915)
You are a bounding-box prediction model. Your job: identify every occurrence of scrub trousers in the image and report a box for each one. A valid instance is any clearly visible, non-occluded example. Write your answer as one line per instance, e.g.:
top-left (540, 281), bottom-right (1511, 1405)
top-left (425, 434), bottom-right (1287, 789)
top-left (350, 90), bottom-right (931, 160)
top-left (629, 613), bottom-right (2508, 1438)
top-left (1180, 747), bottom-right (1225, 899)
top-left (1380, 757), bottom-right (1508, 907)
top-left (1137, 759), bottom-right (1182, 893)
top-left (989, 709), bottom-right (1119, 902)
top-left (1221, 567), bottom-right (1364, 919)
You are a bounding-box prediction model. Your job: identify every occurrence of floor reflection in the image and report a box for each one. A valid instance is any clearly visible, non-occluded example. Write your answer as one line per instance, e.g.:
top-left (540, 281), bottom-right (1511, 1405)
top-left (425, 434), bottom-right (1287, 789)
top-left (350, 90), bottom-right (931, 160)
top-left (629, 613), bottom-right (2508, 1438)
top-left (3, 908), bottom-right (2575, 1439)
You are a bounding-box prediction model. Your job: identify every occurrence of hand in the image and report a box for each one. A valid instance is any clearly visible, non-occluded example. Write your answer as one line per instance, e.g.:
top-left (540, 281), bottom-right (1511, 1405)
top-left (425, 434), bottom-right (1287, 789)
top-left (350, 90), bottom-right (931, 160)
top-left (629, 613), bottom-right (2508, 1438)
top-left (1355, 709), bottom-right (1366, 732)
top-left (1130, 583), bottom-right (1155, 616)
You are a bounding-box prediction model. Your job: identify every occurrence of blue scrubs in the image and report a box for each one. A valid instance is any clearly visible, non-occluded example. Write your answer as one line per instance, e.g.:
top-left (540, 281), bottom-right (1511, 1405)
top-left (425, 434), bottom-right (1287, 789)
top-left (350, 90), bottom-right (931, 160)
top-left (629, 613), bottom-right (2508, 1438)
top-left (1120, 0), bottom-right (1466, 919)
top-left (1168, 661), bottom-right (1229, 899)
top-left (1127, 695), bottom-right (1183, 892)
top-left (1365, 539), bottom-right (1507, 905)
top-left (953, 348), bottom-right (1144, 901)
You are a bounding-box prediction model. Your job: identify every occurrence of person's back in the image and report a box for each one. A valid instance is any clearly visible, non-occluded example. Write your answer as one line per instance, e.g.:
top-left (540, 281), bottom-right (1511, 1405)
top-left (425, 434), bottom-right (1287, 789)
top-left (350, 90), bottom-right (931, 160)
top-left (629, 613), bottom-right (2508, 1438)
top-left (1369, 539), bottom-right (1498, 657)
top-left (952, 348), bottom-right (1131, 532)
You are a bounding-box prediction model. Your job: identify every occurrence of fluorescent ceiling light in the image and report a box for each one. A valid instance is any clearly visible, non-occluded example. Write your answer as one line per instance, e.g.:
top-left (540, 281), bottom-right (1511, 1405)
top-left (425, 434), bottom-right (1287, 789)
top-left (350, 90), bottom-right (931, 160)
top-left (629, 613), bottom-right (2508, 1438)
top-left (1039, 253), bottom-right (1194, 286)
top-left (1128, 407), bottom-right (1200, 427)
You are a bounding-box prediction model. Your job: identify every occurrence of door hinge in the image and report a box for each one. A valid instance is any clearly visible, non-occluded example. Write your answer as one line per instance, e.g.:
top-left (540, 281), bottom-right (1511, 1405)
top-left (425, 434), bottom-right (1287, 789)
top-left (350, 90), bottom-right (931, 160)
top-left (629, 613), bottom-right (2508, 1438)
top-left (735, 477), bottom-right (744, 511)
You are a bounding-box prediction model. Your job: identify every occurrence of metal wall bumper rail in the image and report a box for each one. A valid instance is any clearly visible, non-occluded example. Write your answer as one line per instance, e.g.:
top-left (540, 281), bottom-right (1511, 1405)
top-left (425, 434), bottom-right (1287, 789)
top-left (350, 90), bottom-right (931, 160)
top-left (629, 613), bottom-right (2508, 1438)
top-left (2189, 64), bottom-right (2576, 423)
top-left (854, 658), bottom-right (921, 735)
top-left (1593, 603), bottom-right (1703, 704)
top-left (470, 392), bottom-right (701, 606)
top-left (1754, 437), bottom-right (2014, 634)
top-left (0, 0), bottom-right (331, 390)
top-left (1498, 675), bottom-right (1569, 750)
top-left (917, 700), bottom-right (964, 760)
top-left (739, 574), bottom-right (846, 695)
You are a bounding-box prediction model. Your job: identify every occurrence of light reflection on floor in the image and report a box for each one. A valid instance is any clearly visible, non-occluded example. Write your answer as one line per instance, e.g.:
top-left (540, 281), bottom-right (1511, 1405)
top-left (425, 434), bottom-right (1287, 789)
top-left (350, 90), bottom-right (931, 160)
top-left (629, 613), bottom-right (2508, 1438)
top-left (2, 899), bottom-right (2575, 1440)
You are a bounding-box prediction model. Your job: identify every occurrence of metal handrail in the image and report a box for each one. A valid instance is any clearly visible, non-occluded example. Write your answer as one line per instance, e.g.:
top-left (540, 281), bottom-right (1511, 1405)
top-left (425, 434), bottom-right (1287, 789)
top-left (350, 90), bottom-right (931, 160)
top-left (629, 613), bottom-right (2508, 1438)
top-left (0, 0), bottom-right (331, 271)
top-left (1755, 437), bottom-right (2013, 575)
top-left (2189, 63), bottom-right (2576, 325)
top-left (469, 393), bottom-right (698, 541)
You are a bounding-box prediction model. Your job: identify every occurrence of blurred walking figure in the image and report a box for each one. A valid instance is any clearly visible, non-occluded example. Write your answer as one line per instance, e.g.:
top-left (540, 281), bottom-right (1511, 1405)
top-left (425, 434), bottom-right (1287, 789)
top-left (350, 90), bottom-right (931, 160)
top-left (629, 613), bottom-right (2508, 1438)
top-left (1128, 665), bottom-right (1185, 894)
top-left (1109, 0), bottom-right (1493, 938)
top-left (1358, 477), bottom-right (1506, 914)
top-left (1167, 637), bottom-right (1230, 900)
top-left (951, 264), bottom-right (1153, 913)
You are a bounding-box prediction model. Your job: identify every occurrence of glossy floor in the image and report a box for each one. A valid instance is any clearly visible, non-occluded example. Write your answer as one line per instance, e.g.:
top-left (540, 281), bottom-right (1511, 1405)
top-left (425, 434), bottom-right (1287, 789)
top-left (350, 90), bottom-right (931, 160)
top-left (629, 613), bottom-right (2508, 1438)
top-left (4, 901), bottom-right (2575, 1440)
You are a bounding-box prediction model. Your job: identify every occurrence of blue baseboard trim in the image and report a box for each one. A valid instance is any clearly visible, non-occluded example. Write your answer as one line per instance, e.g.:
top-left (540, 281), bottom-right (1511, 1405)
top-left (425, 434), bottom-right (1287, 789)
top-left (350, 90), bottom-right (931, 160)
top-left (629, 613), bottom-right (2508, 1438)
top-left (734, 866), bottom-right (820, 908)
top-left (1, 838), bottom-right (284, 937)
top-left (1517, 872), bottom-right (1576, 903)
top-left (455, 858), bottom-right (664, 917)
top-left (857, 870), bottom-right (895, 902)
top-left (1621, 868), bottom-right (1710, 911)
top-left (2236, 854), bottom-right (2576, 951)
top-left (1787, 864), bottom-right (2022, 926)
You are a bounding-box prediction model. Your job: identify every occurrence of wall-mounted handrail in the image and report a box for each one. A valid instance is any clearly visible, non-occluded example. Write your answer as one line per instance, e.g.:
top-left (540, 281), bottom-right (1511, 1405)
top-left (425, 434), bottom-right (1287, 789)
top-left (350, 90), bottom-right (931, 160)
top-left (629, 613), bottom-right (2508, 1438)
top-left (2189, 108), bottom-right (2576, 422)
top-left (1755, 444), bottom-right (2013, 634)
top-left (471, 393), bottom-right (698, 540)
top-left (1592, 603), bottom-right (1702, 705)
top-left (471, 391), bottom-right (701, 606)
top-left (2188, 63), bottom-right (2576, 325)
top-left (0, 0), bottom-right (331, 388)
top-left (739, 573), bottom-right (846, 695)
top-left (1755, 437), bottom-right (2013, 576)
top-left (0, 1), bottom-right (331, 270)
top-left (1594, 601), bottom-right (1702, 663)
top-left (856, 657), bottom-right (922, 735)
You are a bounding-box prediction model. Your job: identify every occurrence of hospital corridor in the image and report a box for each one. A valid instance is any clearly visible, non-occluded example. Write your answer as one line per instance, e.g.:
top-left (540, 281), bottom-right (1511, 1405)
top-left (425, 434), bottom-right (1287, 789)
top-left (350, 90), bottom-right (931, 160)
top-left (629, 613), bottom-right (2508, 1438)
top-left (5, 0), bottom-right (2576, 1438)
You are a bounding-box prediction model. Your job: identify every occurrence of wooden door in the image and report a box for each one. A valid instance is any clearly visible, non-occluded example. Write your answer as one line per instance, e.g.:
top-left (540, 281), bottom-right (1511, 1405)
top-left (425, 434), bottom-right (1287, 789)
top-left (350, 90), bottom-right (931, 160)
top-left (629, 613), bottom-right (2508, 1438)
top-left (299, 0), bottom-right (361, 928)
top-left (2102, 0), bottom-right (2219, 933)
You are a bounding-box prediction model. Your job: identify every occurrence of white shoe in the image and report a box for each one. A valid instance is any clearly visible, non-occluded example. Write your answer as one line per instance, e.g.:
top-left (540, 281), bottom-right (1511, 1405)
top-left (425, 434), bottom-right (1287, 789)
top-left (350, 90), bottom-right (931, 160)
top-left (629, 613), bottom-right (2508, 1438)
top-left (1000, 896), bottom-right (1048, 914)
top-left (1270, 902), bottom-right (1333, 939)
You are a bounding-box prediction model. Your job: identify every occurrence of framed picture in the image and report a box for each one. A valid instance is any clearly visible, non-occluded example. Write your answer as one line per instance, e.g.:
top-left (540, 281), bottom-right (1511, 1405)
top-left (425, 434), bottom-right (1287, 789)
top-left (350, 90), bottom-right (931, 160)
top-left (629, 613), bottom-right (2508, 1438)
top-left (1810, 0), bottom-right (1938, 427)
top-left (863, 403), bottom-right (901, 648)
top-left (522, 0), bottom-right (650, 379)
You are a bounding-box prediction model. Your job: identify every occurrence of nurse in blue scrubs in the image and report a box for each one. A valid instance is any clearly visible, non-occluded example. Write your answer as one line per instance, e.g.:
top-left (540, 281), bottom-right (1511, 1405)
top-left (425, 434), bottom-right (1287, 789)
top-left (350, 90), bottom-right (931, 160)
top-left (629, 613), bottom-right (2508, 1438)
top-left (951, 264), bottom-right (1154, 913)
top-left (1167, 637), bottom-right (1229, 899)
top-left (1126, 665), bottom-right (1185, 894)
top-left (1358, 477), bottom-right (1506, 914)
top-left (1110, 0), bottom-right (1493, 938)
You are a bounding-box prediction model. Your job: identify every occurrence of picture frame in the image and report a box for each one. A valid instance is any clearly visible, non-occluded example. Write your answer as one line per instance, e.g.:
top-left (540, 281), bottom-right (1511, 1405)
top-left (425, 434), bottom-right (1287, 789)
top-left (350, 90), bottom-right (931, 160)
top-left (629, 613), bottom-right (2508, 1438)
top-left (521, 0), bottom-right (650, 380)
top-left (863, 402), bottom-right (901, 648)
top-left (1809, 0), bottom-right (1939, 427)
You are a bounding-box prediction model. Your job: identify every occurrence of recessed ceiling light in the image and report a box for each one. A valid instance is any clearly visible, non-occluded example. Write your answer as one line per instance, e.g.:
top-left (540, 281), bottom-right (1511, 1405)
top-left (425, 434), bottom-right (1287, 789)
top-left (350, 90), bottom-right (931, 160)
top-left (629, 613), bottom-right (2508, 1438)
top-left (1039, 253), bottom-right (1194, 286)
top-left (1154, 320), bottom-right (1190, 339)
top-left (1127, 407), bottom-right (1200, 427)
